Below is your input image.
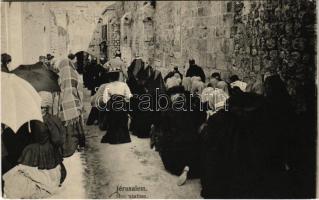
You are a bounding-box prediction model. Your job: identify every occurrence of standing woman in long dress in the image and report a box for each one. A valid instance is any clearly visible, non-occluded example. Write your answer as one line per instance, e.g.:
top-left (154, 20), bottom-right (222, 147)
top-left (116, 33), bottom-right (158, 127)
top-left (57, 54), bottom-right (85, 157)
top-left (100, 67), bottom-right (132, 144)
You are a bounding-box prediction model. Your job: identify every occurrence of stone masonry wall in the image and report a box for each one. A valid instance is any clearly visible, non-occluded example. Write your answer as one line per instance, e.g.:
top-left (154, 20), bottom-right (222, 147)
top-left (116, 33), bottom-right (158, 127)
top-left (115, 0), bottom-right (316, 112)
top-left (118, 1), bottom-right (235, 78)
top-left (154, 1), bottom-right (234, 78)
top-left (231, 0), bottom-right (316, 113)
top-left (2, 2), bottom-right (112, 65)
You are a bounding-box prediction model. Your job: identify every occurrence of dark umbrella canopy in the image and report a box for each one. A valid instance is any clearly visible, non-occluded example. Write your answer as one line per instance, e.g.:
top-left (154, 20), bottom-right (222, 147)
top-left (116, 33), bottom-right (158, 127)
top-left (12, 62), bottom-right (60, 92)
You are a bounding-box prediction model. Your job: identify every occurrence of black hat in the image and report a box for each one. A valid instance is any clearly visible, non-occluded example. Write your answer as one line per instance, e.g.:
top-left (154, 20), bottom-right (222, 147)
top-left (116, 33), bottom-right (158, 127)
top-left (47, 54), bottom-right (54, 60)
top-left (229, 75), bottom-right (239, 83)
top-left (39, 55), bottom-right (46, 60)
top-left (115, 50), bottom-right (121, 57)
top-left (1, 53), bottom-right (12, 64)
top-left (68, 53), bottom-right (76, 60)
top-left (211, 72), bottom-right (221, 80)
top-left (189, 59), bottom-right (195, 65)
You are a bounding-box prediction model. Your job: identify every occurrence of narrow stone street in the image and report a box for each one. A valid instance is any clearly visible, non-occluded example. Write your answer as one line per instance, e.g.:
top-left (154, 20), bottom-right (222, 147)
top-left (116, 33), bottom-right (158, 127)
top-left (51, 89), bottom-right (201, 199)
top-left (82, 90), bottom-right (201, 199)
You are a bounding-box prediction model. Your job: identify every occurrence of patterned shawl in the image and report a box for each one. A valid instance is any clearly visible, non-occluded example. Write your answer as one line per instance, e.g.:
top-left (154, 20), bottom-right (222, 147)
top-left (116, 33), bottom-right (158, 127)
top-left (58, 59), bottom-right (83, 122)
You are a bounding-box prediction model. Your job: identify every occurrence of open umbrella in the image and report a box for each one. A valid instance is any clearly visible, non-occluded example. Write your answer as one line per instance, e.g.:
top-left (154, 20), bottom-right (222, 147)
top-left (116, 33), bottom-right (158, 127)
top-left (12, 62), bottom-right (60, 92)
top-left (1, 72), bottom-right (43, 133)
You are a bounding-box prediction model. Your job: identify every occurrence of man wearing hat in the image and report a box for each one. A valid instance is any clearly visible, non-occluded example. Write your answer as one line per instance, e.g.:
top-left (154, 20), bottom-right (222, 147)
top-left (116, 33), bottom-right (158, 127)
top-left (1, 53), bottom-right (12, 72)
top-left (37, 55), bottom-right (49, 70)
top-left (47, 54), bottom-right (54, 61)
top-left (104, 50), bottom-right (127, 82)
top-left (45, 54), bottom-right (55, 72)
top-left (86, 56), bottom-right (104, 96)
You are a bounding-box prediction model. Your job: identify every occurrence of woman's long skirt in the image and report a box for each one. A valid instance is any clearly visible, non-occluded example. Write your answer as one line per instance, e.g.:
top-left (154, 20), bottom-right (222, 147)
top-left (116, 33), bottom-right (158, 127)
top-left (62, 118), bottom-right (85, 157)
top-left (101, 110), bottom-right (131, 144)
top-left (86, 107), bottom-right (99, 126)
top-left (129, 95), bottom-right (153, 138)
top-left (130, 111), bottom-right (152, 138)
top-left (159, 143), bottom-right (201, 178)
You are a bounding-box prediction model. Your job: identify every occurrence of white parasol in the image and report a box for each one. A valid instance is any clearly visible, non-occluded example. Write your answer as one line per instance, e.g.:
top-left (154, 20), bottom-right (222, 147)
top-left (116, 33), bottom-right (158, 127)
top-left (1, 72), bottom-right (43, 133)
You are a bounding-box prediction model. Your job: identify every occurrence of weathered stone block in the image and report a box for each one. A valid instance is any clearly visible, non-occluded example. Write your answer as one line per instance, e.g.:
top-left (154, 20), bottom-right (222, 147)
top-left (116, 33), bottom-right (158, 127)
top-left (206, 53), bottom-right (216, 69)
top-left (211, 2), bottom-right (221, 15)
top-left (216, 54), bottom-right (227, 70)
top-left (198, 7), bottom-right (212, 17)
top-left (198, 39), bottom-right (208, 52)
top-left (223, 13), bottom-right (233, 27)
top-left (226, 2), bottom-right (233, 13)
top-left (216, 26), bottom-right (226, 38)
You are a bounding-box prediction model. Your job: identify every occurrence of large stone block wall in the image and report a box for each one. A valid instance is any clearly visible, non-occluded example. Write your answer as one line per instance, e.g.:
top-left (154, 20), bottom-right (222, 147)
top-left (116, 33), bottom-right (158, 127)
top-left (112, 1), bottom-right (156, 65)
top-left (154, 1), bottom-right (234, 78)
top-left (115, 0), bottom-right (316, 112)
top-left (117, 1), bottom-right (235, 78)
top-left (230, 0), bottom-right (316, 113)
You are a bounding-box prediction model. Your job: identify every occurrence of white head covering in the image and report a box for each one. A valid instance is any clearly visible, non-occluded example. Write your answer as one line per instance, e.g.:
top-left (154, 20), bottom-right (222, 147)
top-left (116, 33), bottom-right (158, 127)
top-left (182, 76), bottom-right (204, 94)
top-left (201, 88), bottom-right (229, 110)
top-left (191, 77), bottom-right (204, 94)
top-left (182, 77), bottom-right (192, 91)
top-left (230, 80), bottom-right (247, 92)
top-left (166, 77), bottom-right (182, 89)
top-left (38, 91), bottom-right (53, 108)
top-left (216, 81), bottom-right (229, 95)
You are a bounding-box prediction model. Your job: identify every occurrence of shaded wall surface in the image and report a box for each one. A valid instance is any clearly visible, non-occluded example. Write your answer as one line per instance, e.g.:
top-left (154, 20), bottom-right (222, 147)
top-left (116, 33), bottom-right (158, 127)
top-left (110, 2), bottom-right (316, 196)
top-left (106, 0), bottom-right (316, 113)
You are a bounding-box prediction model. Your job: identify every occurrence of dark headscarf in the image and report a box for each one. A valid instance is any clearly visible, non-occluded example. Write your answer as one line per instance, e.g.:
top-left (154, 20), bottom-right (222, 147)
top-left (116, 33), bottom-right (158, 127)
top-left (185, 61), bottom-right (206, 82)
top-left (164, 67), bottom-right (183, 83)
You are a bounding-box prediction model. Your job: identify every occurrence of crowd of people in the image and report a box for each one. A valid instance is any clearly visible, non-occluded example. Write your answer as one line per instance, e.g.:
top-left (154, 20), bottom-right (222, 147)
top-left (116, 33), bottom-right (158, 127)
top-left (83, 52), bottom-right (313, 198)
top-left (1, 52), bottom-right (85, 198)
top-left (1, 49), bottom-right (315, 198)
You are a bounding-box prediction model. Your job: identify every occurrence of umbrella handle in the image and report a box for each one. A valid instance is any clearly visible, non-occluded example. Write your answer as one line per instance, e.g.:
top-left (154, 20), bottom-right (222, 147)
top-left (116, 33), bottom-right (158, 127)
top-left (52, 93), bottom-right (55, 115)
top-left (28, 121), bottom-right (31, 133)
top-left (57, 92), bottom-right (61, 117)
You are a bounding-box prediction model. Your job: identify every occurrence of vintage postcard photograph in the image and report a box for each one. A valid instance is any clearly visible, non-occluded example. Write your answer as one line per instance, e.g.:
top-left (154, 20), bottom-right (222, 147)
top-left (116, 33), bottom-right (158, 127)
top-left (0, 0), bottom-right (317, 199)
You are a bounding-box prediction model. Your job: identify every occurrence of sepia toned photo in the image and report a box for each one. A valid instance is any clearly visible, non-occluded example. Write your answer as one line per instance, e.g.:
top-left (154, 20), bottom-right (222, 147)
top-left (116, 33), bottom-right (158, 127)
top-left (0, 0), bottom-right (317, 199)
